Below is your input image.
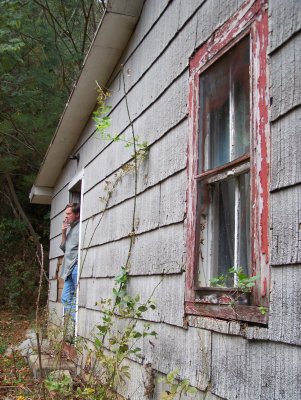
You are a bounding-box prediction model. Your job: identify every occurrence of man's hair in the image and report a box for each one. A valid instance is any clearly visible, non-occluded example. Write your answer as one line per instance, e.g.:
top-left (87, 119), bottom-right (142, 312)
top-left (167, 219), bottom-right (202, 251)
top-left (65, 202), bottom-right (80, 215)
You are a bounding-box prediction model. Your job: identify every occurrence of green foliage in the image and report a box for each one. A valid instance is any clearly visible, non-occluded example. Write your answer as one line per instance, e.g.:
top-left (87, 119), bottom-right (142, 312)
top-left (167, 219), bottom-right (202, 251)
top-left (42, 268), bottom-right (158, 399)
top-left (44, 268), bottom-right (197, 400)
top-left (75, 387), bottom-right (96, 399)
top-left (81, 267), bottom-right (157, 398)
top-left (0, 0), bottom-right (103, 312)
top-left (93, 84), bottom-right (149, 161)
top-left (0, 0), bottom-right (103, 181)
top-left (93, 85), bottom-right (112, 137)
top-left (44, 371), bottom-right (73, 398)
top-left (259, 305), bottom-right (267, 315)
top-left (160, 368), bottom-right (197, 400)
top-left (0, 217), bottom-right (26, 240)
top-left (0, 339), bottom-right (7, 355)
top-left (0, 217), bottom-right (44, 309)
top-left (210, 267), bottom-right (260, 293)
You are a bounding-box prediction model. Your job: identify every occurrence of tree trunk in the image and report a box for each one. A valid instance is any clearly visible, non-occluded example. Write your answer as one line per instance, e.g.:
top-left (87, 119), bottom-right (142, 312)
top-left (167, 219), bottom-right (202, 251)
top-left (4, 173), bottom-right (40, 249)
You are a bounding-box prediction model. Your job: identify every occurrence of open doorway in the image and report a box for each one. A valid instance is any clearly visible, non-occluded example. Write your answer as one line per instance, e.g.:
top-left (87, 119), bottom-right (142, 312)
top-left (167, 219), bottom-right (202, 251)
top-left (67, 171), bottom-right (84, 337)
top-left (69, 179), bottom-right (81, 204)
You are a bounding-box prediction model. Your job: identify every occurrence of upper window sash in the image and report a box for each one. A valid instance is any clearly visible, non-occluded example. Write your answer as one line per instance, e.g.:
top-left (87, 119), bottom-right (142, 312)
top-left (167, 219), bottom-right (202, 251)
top-left (198, 36), bottom-right (250, 173)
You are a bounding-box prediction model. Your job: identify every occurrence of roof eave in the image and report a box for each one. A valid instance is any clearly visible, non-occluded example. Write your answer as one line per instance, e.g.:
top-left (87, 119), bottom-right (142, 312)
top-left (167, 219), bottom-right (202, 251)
top-left (30, 0), bottom-right (144, 204)
top-left (29, 185), bottom-right (53, 205)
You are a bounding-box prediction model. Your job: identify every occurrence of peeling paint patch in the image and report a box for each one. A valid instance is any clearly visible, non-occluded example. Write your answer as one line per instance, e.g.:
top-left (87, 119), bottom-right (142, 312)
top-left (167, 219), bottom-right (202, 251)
top-left (186, 0), bottom-right (270, 320)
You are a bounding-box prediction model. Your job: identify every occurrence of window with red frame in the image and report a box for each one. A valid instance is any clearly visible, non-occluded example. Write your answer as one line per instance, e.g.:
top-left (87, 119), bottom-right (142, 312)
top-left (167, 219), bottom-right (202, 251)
top-left (186, 0), bottom-right (269, 324)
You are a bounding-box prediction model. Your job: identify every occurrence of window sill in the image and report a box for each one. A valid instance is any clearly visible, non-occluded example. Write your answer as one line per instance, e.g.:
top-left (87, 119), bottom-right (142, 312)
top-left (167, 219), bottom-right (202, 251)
top-left (194, 286), bottom-right (251, 305)
top-left (185, 300), bottom-right (268, 325)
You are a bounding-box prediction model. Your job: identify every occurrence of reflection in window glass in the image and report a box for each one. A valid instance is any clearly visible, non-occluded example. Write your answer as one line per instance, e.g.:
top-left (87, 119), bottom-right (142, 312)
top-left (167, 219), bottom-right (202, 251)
top-left (216, 177), bottom-right (235, 279)
top-left (199, 36), bottom-right (250, 172)
top-left (213, 173), bottom-right (250, 286)
top-left (238, 173), bottom-right (250, 274)
top-left (198, 172), bottom-right (250, 287)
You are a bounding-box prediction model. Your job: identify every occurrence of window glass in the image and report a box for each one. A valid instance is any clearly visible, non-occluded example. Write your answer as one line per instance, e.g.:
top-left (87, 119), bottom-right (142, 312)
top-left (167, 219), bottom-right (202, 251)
top-left (238, 173), bottom-right (250, 275)
top-left (216, 177), bottom-right (236, 279)
top-left (187, 1), bottom-right (269, 320)
top-left (216, 173), bottom-right (250, 284)
top-left (199, 36), bottom-right (250, 172)
top-left (198, 172), bottom-right (250, 287)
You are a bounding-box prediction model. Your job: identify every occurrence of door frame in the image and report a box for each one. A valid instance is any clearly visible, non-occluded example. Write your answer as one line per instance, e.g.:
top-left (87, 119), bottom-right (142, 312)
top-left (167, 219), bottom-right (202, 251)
top-left (68, 170), bottom-right (84, 337)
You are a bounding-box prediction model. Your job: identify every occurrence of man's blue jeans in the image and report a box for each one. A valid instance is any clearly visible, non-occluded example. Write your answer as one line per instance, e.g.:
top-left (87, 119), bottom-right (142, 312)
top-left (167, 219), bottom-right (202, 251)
top-left (61, 265), bottom-right (78, 322)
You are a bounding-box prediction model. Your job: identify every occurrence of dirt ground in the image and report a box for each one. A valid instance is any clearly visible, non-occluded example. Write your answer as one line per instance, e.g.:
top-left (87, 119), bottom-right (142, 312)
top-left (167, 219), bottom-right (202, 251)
top-left (0, 310), bottom-right (41, 399)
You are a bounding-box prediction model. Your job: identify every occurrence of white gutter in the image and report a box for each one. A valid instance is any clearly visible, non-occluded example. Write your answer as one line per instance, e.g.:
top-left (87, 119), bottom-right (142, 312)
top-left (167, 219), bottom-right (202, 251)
top-left (30, 0), bottom-right (144, 204)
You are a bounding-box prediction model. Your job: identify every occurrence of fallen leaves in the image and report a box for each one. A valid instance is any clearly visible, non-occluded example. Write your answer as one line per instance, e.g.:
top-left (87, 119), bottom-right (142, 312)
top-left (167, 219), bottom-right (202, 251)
top-left (0, 310), bottom-right (38, 399)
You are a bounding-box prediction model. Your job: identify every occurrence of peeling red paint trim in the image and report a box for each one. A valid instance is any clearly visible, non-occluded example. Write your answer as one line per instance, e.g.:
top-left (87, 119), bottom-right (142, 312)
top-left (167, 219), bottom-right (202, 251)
top-left (185, 301), bottom-right (268, 325)
top-left (189, 0), bottom-right (266, 73)
top-left (257, 10), bottom-right (269, 264)
top-left (185, 72), bottom-right (199, 302)
top-left (185, 0), bottom-right (270, 319)
top-left (251, 6), bottom-right (270, 305)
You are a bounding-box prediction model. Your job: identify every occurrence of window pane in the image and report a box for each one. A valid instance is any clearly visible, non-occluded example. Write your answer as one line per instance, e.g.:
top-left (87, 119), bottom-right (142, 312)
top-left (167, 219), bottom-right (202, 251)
top-left (199, 60), bottom-right (230, 170)
top-left (198, 172), bottom-right (250, 287)
top-left (238, 173), bottom-right (250, 275)
top-left (199, 36), bottom-right (250, 172)
top-left (216, 178), bottom-right (235, 281)
top-left (233, 52), bottom-right (250, 159)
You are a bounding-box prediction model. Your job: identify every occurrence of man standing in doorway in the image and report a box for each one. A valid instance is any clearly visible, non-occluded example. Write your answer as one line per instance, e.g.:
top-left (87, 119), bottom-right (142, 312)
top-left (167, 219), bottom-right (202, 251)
top-left (60, 203), bottom-right (80, 339)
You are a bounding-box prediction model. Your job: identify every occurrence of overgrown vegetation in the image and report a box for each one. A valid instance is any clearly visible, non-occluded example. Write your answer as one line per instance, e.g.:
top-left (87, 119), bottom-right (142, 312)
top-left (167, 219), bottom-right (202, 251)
top-left (42, 267), bottom-right (198, 400)
top-left (93, 83), bottom-right (149, 162)
top-left (39, 79), bottom-right (196, 399)
top-left (159, 368), bottom-right (197, 400)
top-left (0, 311), bottom-right (38, 398)
top-left (210, 267), bottom-right (260, 292)
top-left (0, 0), bottom-right (104, 311)
top-left (209, 267), bottom-right (266, 314)
top-left (44, 268), bottom-right (158, 399)
top-left (0, 22), bottom-right (197, 400)
top-left (0, 217), bottom-right (46, 310)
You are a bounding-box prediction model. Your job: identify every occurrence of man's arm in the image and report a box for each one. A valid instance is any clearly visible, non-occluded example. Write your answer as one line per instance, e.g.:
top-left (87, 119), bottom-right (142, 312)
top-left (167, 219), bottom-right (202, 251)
top-left (60, 219), bottom-right (68, 252)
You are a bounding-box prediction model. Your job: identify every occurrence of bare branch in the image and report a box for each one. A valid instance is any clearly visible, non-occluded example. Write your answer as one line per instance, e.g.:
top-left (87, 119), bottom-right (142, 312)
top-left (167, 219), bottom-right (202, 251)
top-left (80, 0), bottom-right (94, 55)
top-left (45, 0), bottom-right (80, 55)
top-left (4, 172), bottom-right (40, 248)
top-left (1, 115), bottom-right (44, 158)
top-left (0, 189), bottom-right (19, 218)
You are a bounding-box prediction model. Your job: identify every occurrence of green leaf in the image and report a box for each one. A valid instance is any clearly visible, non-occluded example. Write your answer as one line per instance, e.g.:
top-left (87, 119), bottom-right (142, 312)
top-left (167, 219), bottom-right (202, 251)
top-left (132, 331), bottom-right (142, 338)
top-left (119, 344), bottom-right (129, 353)
top-left (131, 347), bottom-right (141, 354)
top-left (259, 305), bottom-right (267, 315)
top-left (187, 386), bottom-right (198, 394)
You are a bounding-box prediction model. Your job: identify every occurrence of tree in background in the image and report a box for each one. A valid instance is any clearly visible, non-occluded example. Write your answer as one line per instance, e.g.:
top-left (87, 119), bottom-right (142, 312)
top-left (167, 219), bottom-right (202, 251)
top-left (0, 0), bottom-right (104, 310)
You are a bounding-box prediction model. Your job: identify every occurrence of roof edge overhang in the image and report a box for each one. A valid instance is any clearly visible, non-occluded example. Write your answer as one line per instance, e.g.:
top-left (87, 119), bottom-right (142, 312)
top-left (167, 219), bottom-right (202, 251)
top-left (30, 0), bottom-right (144, 205)
top-left (29, 185), bottom-right (53, 205)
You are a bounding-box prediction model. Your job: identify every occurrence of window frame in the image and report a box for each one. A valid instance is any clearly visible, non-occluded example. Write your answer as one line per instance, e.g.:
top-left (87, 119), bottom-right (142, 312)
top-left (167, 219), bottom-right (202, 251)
top-left (185, 0), bottom-right (269, 324)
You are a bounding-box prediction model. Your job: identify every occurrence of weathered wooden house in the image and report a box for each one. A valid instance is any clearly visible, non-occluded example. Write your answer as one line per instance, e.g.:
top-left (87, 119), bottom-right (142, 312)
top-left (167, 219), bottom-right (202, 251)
top-left (30, 0), bottom-right (301, 398)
